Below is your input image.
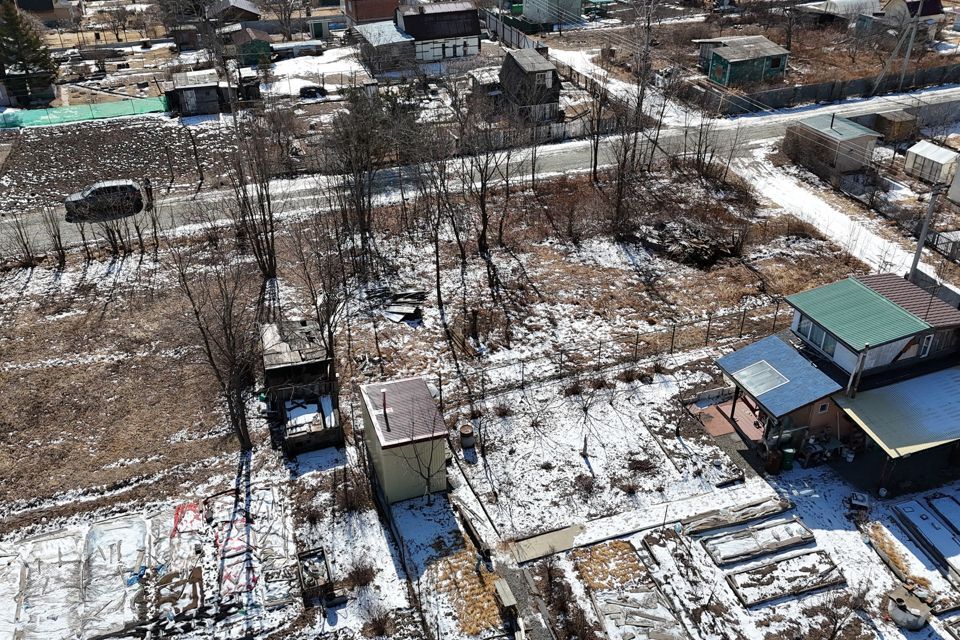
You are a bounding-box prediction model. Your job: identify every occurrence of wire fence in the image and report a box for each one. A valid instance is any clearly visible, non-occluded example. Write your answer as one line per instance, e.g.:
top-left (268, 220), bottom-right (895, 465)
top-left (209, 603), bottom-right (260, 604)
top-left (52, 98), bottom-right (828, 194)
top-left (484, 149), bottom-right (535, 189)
top-left (438, 297), bottom-right (793, 409)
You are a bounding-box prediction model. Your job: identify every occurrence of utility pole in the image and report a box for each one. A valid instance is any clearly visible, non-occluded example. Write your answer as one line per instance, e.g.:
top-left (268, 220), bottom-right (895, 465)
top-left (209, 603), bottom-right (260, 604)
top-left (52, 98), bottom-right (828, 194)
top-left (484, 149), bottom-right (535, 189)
top-left (898, 14), bottom-right (919, 91)
top-left (909, 183), bottom-right (942, 283)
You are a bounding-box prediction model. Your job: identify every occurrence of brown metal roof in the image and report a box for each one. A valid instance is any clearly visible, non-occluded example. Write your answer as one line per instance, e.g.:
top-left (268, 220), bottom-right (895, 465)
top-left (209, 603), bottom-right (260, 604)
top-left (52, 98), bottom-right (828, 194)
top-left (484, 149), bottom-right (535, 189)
top-left (361, 377), bottom-right (447, 448)
top-left (856, 273), bottom-right (960, 328)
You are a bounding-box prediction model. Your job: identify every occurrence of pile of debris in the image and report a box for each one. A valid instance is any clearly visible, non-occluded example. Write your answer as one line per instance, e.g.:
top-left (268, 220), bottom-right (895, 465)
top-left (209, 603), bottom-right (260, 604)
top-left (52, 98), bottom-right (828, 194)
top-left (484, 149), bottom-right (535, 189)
top-left (368, 287), bottom-right (429, 323)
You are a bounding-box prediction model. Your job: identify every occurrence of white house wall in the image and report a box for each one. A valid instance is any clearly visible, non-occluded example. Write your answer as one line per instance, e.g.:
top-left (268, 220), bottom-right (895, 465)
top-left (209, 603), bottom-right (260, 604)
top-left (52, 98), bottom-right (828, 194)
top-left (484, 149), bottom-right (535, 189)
top-left (832, 342), bottom-right (858, 374)
top-left (414, 36), bottom-right (480, 61)
top-left (863, 337), bottom-right (912, 370)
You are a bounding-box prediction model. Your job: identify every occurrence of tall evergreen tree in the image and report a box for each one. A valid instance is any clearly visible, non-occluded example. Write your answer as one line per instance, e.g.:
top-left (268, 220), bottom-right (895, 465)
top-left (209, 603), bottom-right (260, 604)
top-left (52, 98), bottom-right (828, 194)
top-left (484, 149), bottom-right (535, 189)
top-left (0, 1), bottom-right (57, 103)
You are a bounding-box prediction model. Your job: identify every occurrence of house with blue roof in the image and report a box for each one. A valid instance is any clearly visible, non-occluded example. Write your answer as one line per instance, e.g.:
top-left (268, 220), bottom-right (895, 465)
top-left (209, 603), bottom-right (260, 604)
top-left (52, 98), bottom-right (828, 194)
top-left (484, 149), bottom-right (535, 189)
top-left (712, 273), bottom-right (960, 490)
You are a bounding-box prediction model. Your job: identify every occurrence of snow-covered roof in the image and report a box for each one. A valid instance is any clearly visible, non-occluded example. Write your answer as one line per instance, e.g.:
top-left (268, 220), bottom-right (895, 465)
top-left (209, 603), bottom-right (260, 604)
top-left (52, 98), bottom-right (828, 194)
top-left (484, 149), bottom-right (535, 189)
top-left (353, 20), bottom-right (414, 46)
top-left (835, 365), bottom-right (960, 457)
top-left (172, 69), bottom-right (220, 88)
top-left (906, 139), bottom-right (959, 166)
top-left (796, 114), bottom-right (882, 142)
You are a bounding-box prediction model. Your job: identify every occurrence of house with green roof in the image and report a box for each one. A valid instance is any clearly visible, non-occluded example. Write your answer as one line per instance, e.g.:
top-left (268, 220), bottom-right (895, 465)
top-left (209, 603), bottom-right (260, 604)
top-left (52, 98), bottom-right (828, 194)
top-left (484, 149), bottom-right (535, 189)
top-left (786, 274), bottom-right (960, 387)
top-left (710, 274), bottom-right (960, 488)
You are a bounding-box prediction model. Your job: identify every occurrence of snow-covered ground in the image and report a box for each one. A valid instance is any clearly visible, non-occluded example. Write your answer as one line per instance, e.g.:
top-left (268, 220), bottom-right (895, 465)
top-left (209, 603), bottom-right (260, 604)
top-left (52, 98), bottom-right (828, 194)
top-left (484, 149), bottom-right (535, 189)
top-left (733, 142), bottom-right (958, 292)
top-left (262, 47), bottom-right (366, 97)
top-left (548, 48), bottom-right (697, 126)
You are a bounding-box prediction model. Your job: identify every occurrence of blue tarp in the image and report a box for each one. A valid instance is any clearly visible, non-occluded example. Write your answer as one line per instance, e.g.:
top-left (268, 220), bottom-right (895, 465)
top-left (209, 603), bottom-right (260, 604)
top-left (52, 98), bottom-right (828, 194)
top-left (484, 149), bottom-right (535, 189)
top-left (716, 335), bottom-right (842, 418)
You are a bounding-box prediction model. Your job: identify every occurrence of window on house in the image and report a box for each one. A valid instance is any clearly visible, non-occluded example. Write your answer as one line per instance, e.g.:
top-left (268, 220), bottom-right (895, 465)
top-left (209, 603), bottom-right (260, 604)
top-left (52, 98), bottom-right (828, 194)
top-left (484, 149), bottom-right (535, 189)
top-left (821, 333), bottom-right (837, 357)
top-left (770, 57), bottom-right (781, 69)
top-left (920, 334), bottom-right (934, 357)
top-left (817, 402), bottom-right (829, 414)
top-left (810, 324), bottom-right (826, 348)
top-left (798, 316), bottom-right (812, 338)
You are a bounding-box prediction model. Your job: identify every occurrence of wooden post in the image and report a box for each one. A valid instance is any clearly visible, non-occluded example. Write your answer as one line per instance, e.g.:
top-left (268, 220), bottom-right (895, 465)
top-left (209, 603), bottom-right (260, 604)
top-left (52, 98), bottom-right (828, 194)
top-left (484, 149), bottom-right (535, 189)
top-left (633, 330), bottom-right (640, 361)
top-left (437, 372), bottom-right (443, 414)
top-left (738, 308), bottom-right (747, 338)
top-left (670, 324), bottom-right (677, 354)
top-left (772, 299), bottom-right (781, 332)
top-left (558, 348), bottom-right (564, 375)
top-left (705, 313), bottom-right (713, 346)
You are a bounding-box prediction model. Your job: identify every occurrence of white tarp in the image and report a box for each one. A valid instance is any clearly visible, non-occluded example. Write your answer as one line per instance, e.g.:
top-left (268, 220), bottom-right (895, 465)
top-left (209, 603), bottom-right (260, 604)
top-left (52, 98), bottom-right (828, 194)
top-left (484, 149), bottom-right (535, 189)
top-left (20, 533), bottom-right (83, 640)
top-left (81, 517), bottom-right (148, 639)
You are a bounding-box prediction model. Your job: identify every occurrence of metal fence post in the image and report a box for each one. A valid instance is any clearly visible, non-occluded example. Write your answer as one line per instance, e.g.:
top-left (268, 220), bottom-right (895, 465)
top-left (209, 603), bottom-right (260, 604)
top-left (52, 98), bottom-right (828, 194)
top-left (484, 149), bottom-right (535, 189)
top-left (633, 330), bottom-right (640, 361)
top-left (738, 308), bottom-right (747, 338)
top-left (772, 299), bottom-right (781, 332)
top-left (670, 324), bottom-right (677, 354)
top-left (704, 313), bottom-right (713, 346)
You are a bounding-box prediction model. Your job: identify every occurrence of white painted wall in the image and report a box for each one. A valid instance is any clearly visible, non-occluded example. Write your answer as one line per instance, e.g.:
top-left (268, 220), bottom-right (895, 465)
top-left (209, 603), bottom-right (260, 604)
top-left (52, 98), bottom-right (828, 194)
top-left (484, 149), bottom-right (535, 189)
top-left (414, 36), bottom-right (480, 61)
top-left (362, 401), bottom-right (447, 504)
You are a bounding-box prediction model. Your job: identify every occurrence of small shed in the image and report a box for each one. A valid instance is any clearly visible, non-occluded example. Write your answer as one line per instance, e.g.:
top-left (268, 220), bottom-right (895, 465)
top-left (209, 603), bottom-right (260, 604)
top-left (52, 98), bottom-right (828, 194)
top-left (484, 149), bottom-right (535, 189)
top-left (229, 27), bottom-right (273, 66)
top-left (353, 21), bottom-right (415, 71)
top-left (904, 140), bottom-right (958, 184)
top-left (784, 114), bottom-right (883, 180)
top-left (171, 24), bottom-right (201, 51)
top-left (261, 320), bottom-right (341, 454)
top-left (360, 377), bottom-right (447, 505)
top-left (872, 110), bottom-right (918, 143)
top-left (693, 35), bottom-right (788, 87)
top-left (166, 70), bottom-right (225, 116)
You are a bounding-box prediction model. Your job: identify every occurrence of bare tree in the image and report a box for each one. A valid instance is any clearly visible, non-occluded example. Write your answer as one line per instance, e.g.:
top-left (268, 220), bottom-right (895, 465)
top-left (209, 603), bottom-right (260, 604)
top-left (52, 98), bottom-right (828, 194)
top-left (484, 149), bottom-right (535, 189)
top-left (170, 243), bottom-right (261, 450)
top-left (323, 91), bottom-right (397, 278)
top-left (285, 211), bottom-right (352, 415)
top-left (41, 208), bottom-right (66, 269)
top-left (101, 8), bottom-right (129, 42)
top-left (261, 0), bottom-right (299, 41)
top-left (5, 213), bottom-right (37, 267)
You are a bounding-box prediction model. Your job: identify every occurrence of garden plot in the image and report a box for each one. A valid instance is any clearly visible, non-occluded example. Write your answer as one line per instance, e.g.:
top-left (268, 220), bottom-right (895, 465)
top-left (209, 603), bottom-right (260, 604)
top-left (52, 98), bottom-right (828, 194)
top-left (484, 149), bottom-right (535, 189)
top-left (571, 541), bottom-right (686, 640)
top-left (0, 478), bottom-right (298, 640)
top-left (866, 521), bottom-right (960, 614)
top-left (392, 496), bottom-right (504, 640)
top-left (636, 495), bottom-right (887, 640)
top-left (287, 449), bottom-right (414, 638)
top-left (725, 550), bottom-right (845, 607)
top-left (456, 365), bottom-right (733, 539)
top-left (0, 115), bottom-right (236, 216)
top-left (683, 495), bottom-right (791, 535)
top-left (894, 499), bottom-right (960, 586)
top-left (701, 517), bottom-right (814, 566)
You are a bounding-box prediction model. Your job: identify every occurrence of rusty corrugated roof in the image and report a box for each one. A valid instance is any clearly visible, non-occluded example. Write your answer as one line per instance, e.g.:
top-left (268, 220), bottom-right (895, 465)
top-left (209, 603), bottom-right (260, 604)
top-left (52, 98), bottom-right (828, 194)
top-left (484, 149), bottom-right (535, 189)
top-left (856, 273), bottom-right (960, 329)
top-left (361, 377), bottom-right (446, 448)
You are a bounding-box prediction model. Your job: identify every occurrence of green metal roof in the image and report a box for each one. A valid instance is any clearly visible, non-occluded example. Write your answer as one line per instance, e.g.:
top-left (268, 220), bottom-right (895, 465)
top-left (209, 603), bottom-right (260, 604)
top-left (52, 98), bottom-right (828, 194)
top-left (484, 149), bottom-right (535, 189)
top-left (786, 278), bottom-right (931, 350)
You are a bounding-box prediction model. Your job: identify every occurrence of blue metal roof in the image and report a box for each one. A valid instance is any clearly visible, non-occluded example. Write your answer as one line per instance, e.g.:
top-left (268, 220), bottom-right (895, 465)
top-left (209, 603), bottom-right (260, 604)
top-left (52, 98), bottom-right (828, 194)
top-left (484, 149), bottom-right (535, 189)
top-left (715, 335), bottom-right (842, 418)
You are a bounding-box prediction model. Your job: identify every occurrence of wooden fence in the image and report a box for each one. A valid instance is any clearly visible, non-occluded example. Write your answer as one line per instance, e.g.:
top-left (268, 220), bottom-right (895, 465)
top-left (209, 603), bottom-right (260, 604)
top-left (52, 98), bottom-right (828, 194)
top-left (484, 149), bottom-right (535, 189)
top-left (484, 10), bottom-right (540, 50)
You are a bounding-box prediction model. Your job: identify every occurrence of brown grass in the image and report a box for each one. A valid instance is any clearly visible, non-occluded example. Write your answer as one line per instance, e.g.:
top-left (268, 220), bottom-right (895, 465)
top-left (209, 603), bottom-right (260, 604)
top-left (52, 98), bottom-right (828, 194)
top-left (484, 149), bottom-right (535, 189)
top-left (431, 544), bottom-right (502, 636)
top-left (0, 257), bottom-right (235, 523)
top-left (572, 540), bottom-right (645, 591)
